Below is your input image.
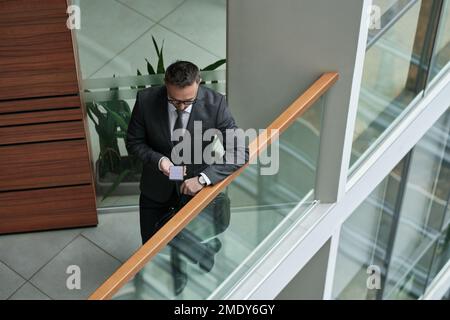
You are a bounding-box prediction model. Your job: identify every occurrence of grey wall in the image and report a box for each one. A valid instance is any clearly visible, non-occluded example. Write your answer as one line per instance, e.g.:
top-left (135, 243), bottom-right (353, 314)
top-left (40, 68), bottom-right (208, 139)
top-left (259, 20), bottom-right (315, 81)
top-left (227, 0), bottom-right (365, 129)
top-left (275, 239), bottom-right (331, 300)
top-left (227, 0), bottom-right (368, 203)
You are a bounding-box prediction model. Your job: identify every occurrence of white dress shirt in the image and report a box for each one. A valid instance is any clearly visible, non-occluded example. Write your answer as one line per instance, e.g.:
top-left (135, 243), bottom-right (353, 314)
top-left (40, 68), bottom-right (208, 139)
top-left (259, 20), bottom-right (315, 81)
top-left (158, 102), bottom-right (211, 185)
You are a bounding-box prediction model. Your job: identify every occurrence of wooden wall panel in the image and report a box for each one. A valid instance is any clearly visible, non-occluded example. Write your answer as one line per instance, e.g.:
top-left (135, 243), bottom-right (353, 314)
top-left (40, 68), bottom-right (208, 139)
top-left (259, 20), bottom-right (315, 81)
top-left (0, 108), bottom-right (82, 127)
top-left (0, 121), bottom-right (85, 146)
top-left (0, 140), bottom-right (92, 192)
top-left (0, 0), bottom-right (98, 234)
top-left (0, 185), bottom-right (97, 234)
top-left (0, 0), bottom-right (79, 100)
top-left (0, 96), bottom-right (81, 114)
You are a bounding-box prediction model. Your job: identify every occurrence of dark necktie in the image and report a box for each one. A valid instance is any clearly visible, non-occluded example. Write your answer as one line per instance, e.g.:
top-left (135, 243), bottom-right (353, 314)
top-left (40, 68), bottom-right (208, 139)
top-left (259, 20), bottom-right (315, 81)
top-left (173, 109), bottom-right (184, 133)
top-left (172, 109), bottom-right (186, 167)
top-left (172, 110), bottom-right (186, 193)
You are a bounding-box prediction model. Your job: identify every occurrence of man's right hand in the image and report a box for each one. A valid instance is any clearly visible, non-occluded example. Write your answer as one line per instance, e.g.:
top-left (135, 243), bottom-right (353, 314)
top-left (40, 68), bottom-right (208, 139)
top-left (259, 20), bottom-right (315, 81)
top-left (159, 157), bottom-right (174, 177)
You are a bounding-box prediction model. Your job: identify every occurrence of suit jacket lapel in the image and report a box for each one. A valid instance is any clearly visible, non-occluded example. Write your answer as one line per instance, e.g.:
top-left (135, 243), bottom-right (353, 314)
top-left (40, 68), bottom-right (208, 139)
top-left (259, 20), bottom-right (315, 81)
top-left (186, 86), bottom-right (205, 136)
top-left (156, 86), bottom-right (172, 147)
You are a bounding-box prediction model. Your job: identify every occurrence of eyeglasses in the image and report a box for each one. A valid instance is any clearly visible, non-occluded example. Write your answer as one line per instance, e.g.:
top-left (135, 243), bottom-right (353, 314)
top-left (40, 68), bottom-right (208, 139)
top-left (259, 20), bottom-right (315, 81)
top-left (167, 98), bottom-right (197, 107)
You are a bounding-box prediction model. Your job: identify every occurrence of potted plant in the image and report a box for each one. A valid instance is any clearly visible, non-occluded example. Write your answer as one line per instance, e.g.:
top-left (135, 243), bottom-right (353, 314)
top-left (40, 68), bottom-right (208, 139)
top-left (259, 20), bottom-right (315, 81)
top-left (86, 86), bottom-right (142, 200)
top-left (86, 36), bottom-right (226, 201)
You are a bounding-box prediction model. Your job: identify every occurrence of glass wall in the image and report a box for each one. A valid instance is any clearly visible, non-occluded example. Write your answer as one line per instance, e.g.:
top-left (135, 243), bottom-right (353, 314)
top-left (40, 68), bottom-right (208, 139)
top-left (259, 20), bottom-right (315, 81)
top-left (429, 0), bottom-right (450, 82)
top-left (350, 0), bottom-right (450, 170)
top-left (374, 0), bottom-right (405, 16)
top-left (333, 107), bottom-right (450, 300)
top-left (72, 0), bottom-right (227, 207)
top-left (112, 98), bottom-right (325, 299)
top-left (443, 287), bottom-right (450, 299)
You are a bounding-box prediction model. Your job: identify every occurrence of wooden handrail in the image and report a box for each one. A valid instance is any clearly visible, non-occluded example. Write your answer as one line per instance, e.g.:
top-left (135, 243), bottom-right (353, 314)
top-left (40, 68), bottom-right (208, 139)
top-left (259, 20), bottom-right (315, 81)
top-left (89, 72), bottom-right (339, 300)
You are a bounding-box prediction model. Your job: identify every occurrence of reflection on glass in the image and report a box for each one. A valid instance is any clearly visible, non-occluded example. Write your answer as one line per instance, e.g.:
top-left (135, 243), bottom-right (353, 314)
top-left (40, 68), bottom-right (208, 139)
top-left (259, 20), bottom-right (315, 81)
top-left (72, 0), bottom-right (227, 207)
top-left (427, 204), bottom-right (450, 284)
top-left (373, 0), bottom-right (405, 17)
top-left (351, 0), bottom-right (442, 168)
top-left (429, 0), bottom-right (450, 82)
top-left (443, 287), bottom-right (450, 299)
top-left (332, 163), bottom-right (404, 299)
top-left (111, 98), bottom-right (324, 299)
top-left (333, 108), bottom-right (450, 300)
top-left (382, 111), bottom-right (450, 298)
top-left (368, 0), bottom-right (419, 44)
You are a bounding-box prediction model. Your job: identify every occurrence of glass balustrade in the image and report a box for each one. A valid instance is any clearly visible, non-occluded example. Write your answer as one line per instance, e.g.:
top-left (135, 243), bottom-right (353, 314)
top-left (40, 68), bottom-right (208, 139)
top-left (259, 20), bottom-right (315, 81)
top-left (111, 97), bottom-right (325, 300)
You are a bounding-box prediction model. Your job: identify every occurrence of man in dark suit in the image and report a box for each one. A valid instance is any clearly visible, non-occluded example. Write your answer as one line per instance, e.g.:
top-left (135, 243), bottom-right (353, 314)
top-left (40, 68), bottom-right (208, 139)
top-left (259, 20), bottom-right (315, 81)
top-left (126, 60), bottom-right (248, 295)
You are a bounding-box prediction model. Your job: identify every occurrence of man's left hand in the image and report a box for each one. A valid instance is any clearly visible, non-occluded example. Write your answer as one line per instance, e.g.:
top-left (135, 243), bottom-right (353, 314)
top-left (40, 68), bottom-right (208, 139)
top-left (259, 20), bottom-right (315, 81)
top-left (180, 177), bottom-right (204, 196)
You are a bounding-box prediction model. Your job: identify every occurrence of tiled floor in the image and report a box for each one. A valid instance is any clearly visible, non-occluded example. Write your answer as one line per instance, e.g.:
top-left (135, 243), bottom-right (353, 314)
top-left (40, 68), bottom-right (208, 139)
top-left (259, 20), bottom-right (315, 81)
top-left (0, 203), bottom-right (291, 300)
top-left (76, 0), bottom-right (226, 79)
top-left (111, 205), bottom-right (291, 300)
top-left (0, 211), bottom-right (141, 300)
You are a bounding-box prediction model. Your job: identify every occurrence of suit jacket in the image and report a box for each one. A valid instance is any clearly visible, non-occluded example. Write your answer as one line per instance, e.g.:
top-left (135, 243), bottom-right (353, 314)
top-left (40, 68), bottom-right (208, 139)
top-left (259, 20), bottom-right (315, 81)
top-left (126, 85), bottom-right (249, 203)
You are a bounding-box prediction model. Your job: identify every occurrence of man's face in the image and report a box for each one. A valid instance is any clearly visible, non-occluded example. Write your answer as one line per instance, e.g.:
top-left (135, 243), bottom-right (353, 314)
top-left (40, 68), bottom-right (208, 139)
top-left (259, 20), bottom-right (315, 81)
top-left (166, 82), bottom-right (199, 111)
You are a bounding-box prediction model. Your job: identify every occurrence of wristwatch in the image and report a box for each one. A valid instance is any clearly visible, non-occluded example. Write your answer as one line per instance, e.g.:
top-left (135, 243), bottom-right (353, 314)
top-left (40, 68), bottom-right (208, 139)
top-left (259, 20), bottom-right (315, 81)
top-left (198, 175), bottom-right (207, 186)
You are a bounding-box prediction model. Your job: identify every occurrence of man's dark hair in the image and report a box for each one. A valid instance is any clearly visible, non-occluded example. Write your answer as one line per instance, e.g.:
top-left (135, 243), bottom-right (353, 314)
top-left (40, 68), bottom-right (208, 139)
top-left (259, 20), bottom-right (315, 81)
top-left (164, 61), bottom-right (201, 88)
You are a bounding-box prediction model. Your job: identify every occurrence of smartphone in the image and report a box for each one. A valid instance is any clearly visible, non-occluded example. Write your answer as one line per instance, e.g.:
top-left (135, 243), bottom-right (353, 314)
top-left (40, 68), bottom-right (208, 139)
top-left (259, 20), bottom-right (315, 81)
top-left (169, 165), bottom-right (185, 181)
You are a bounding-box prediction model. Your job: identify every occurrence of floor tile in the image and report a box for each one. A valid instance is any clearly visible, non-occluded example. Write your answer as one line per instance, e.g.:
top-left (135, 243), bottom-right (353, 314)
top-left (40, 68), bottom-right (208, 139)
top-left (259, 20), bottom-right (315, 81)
top-left (30, 236), bottom-right (121, 300)
top-left (8, 282), bottom-right (51, 300)
top-left (0, 261), bottom-right (25, 300)
top-left (0, 228), bottom-right (81, 279)
top-left (160, 0), bottom-right (226, 57)
top-left (96, 194), bottom-right (140, 208)
top-left (117, 0), bottom-right (185, 22)
top-left (82, 211), bottom-right (141, 262)
top-left (90, 24), bottom-right (221, 79)
top-left (76, 0), bottom-right (156, 78)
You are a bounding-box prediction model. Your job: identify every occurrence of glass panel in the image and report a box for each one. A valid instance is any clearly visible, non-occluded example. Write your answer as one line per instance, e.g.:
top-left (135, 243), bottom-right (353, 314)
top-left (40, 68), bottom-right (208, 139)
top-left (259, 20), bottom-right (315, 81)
top-left (111, 97), bottom-right (325, 300)
top-left (443, 287), bottom-right (450, 299)
top-left (427, 199), bottom-right (450, 284)
top-left (71, 0), bottom-right (227, 208)
top-left (351, 0), bottom-right (439, 169)
top-left (332, 162), bottom-right (404, 299)
top-left (429, 0), bottom-right (450, 83)
top-left (374, 0), bottom-right (406, 16)
top-left (383, 112), bottom-right (450, 299)
top-left (368, 0), bottom-right (419, 43)
top-left (334, 107), bottom-right (450, 300)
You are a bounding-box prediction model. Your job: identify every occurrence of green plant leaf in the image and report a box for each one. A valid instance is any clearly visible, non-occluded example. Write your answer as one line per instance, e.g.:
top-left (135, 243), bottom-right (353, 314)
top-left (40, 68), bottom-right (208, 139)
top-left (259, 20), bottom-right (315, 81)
top-left (151, 36), bottom-right (165, 74)
top-left (88, 101), bottom-right (105, 121)
top-left (101, 103), bottom-right (129, 132)
top-left (86, 104), bottom-right (99, 127)
top-left (145, 59), bottom-right (156, 75)
top-left (157, 40), bottom-right (165, 74)
top-left (202, 59), bottom-right (226, 71)
top-left (101, 169), bottom-right (131, 201)
top-left (115, 131), bottom-right (127, 139)
top-left (152, 36), bottom-right (161, 56)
